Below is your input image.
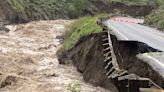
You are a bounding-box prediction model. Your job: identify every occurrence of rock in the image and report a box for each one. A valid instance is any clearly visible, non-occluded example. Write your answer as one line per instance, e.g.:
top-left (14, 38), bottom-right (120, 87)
top-left (0, 76), bottom-right (17, 88)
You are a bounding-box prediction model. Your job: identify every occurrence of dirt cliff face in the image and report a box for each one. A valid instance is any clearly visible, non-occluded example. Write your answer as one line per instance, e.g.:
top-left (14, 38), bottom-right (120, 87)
top-left (60, 33), bottom-right (118, 92)
top-left (110, 35), bottom-right (164, 88)
top-left (59, 32), bottom-right (164, 91)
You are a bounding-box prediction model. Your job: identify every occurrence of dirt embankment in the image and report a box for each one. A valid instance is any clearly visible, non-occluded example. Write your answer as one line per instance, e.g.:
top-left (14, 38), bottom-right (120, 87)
top-left (110, 35), bottom-right (164, 88)
top-left (59, 33), bottom-right (118, 92)
top-left (60, 32), bottom-right (164, 91)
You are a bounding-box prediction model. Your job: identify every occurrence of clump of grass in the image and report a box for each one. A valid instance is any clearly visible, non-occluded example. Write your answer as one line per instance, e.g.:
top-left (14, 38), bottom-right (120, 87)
top-left (63, 14), bottom-right (108, 50)
top-left (65, 81), bottom-right (81, 92)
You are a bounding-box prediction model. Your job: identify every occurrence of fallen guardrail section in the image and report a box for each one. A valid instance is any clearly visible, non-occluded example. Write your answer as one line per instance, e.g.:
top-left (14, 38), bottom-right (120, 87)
top-left (99, 17), bottom-right (164, 92)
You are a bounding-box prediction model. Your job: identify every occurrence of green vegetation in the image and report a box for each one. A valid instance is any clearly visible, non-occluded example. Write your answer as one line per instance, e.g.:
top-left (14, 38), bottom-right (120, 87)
top-left (4, 0), bottom-right (72, 22)
top-left (113, 0), bottom-right (164, 31)
top-left (154, 0), bottom-right (164, 6)
top-left (117, 0), bottom-right (164, 31)
top-left (63, 14), bottom-right (107, 50)
top-left (3, 0), bottom-right (95, 22)
top-left (2, 0), bottom-right (164, 31)
top-left (68, 0), bottom-right (91, 18)
top-left (111, 0), bottom-right (164, 5)
top-left (145, 7), bottom-right (164, 31)
top-left (65, 81), bottom-right (81, 92)
top-left (111, 0), bottom-right (149, 5)
top-left (145, 0), bottom-right (164, 31)
top-left (23, 0), bottom-right (70, 20)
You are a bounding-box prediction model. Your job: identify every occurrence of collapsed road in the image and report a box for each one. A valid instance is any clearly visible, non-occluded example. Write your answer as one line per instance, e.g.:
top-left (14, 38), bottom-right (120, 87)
top-left (103, 17), bottom-right (164, 51)
top-left (100, 17), bottom-right (164, 92)
top-left (59, 17), bottom-right (164, 92)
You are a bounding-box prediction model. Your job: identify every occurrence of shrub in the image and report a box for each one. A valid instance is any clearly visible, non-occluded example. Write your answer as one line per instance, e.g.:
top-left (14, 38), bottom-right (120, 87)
top-left (145, 7), bottom-right (164, 31)
top-left (68, 4), bottom-right (79, 18)
top-left (4, 0), bottom-right (71, 22)
top-left (67, 0), bottom-right (90, 18)
top-left (65, 81), bottom-right (81, 92)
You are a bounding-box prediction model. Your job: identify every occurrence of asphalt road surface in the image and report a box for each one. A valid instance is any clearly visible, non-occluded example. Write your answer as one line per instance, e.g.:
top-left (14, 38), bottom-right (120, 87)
top-left (103, 19), bottom-right (164, 52)
top-left (103, 18), bottom-right (164, 86)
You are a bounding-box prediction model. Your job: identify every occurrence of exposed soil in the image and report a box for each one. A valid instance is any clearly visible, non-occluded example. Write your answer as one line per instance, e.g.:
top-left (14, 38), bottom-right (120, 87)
top-left (110, 34), bottom-right (164, 88)
top-left (61, 32), bottom-right (164, 91)
top-left (59, 33), bottom-right (118, 92)
top-left (0, 20), bottom-right (109, 92)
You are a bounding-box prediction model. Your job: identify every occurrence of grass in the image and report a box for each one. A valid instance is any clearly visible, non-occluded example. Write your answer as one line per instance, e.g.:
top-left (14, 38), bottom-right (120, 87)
top-left (111, 0), bottom-right (149, 5)
top-left (65, 81), bottom-right (81, 92)
top-left (145, 6), bottom-right (164, 31)
top-left (63, 14), bottom-right (108, 50)
top-left (5, 0), bottom-right (71, 22)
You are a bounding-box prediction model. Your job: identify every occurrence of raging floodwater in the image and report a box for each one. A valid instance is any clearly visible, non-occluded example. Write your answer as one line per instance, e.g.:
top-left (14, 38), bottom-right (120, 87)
top-left (0, 20), bottom-right (109, 92)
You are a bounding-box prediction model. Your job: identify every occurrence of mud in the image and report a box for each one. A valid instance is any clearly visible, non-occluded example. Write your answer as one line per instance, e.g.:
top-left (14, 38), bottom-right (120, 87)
top-left (60, 33), bottom-right (118, 92)
top-left (61, 32), bottom-right (164, 91)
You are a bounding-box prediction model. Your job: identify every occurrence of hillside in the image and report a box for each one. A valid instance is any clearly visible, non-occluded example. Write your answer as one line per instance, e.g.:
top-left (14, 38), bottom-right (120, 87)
top-left (0, 0), bottom-right (157, 22)
top-left (145, 6), bottom-right (164, 31)
top-left (0, 0), bottom-right (163, 31)
top-left (0, 0), bottom-right (71, 23)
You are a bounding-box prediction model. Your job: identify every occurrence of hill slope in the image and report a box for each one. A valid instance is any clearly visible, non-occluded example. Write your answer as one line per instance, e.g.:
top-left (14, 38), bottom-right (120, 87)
top-left (0, 0), bottom-right (71, 23)
top-left (0, 0), bottom-right (155, 22)
top-left (0, 0), bottom-right (163, 30)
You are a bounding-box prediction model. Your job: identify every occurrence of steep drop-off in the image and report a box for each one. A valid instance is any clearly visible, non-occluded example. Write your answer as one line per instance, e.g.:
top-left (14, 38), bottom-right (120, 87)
top-left (59, 32), bottom-right (164, 91)
top-left (110, 34), bottom-right (164, 88)
top-left (59, 33), bottom-right (119, 92)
